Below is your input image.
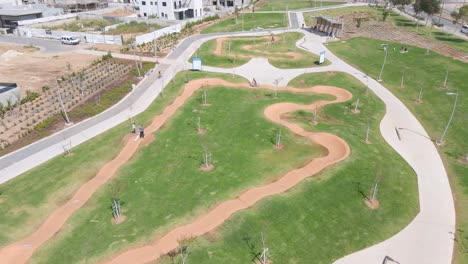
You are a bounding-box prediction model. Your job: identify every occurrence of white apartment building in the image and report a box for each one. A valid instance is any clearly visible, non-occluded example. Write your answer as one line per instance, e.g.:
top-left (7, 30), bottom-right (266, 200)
top-left (138, 0), bottom-right (203, 20)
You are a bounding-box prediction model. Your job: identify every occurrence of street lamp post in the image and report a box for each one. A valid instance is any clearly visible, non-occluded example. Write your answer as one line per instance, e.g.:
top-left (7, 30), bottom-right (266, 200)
top-left (378, 44), bottom-right (388, 81)
top-left (437, 92), bottom-right (458, 145)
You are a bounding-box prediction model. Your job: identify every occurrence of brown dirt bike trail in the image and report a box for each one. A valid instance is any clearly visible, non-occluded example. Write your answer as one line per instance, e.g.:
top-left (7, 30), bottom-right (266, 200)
top-left (0, 78), bottom-right (351, 264)
top-left (103, 79), bottom-right (352, 264)
top-left (215, 36), bottom-right (303, 60)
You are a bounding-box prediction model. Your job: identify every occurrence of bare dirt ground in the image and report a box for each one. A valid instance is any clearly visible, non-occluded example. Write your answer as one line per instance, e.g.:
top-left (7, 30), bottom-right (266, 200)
top-left (215, 36), bottom-right (303, 60)
top-left (338, 16), bottom-right (468, 62)
top-left (0, 43), bottom-right (98, 95)
top-left (103, 8), bottom-right (137, 17)
top-left (0, 78), bottom-right (351, 264)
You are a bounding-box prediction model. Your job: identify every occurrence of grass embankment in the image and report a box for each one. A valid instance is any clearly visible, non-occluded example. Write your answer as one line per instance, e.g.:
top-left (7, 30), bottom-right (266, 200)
top-left (157, 72), bottom-right (419, 264)
top-left (258, 0), bottom-right (344, 11)
top-left (0, 61), bottom-right (154, 157)
top-left (201, 13), bottom-right (287, 34)
top-left (45, 19), bottom-right (115, 32)
top-left (328, 37), bottom-right (468, 263)
top-left (304, 6), bottom-right (468, 53)
top-left (0, 71), bottom-right (243, 247)
top-left (31, 75), bottom-right (332, 263)
top-left (190, 32), bottom-right (326, 68)
top-left (106, 21), bottom-right (162, 35)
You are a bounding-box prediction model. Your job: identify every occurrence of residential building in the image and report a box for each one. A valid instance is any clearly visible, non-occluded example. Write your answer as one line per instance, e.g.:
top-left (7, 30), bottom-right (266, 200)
top-left (138, 0), bottom-right (203, 20)
top-left (0, 83), bottom-right (20, 107)
top-left (0, 9), bottom-right (42, 31)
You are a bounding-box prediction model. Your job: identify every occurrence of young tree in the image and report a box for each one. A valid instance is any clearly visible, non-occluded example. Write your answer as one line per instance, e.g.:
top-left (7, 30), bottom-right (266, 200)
top-left (451, 5), bottom-right (468, 24)
top-left (413, 0), bottom-right (423, 32)
top-left (420, 0), bottom-right (441, 36)
top-left (275, 129), bottom-right (282, 148)
top-left (260, 232), bottom-right (269, 264)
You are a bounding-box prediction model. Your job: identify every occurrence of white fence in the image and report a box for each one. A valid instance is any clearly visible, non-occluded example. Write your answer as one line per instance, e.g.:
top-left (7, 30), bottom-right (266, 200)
top-left (16, 26), bottom-right (124, 45)
top-left (135, 23), bottom-right (182, 44)
top-left (18, 14), bottom-right (77, 26)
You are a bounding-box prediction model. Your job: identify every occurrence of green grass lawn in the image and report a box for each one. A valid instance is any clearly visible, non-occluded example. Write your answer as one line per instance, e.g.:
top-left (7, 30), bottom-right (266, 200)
top-left (201, 13), bottom-right (287, 34)
top-left (157, 72), bottom-right (419, 264)
top-left (30, 77), bottom-right (335, 263)
top-left (258, 0), bottom-right (344, 11)
top-left (304, 6), bottom-right (468, 53)
top-left (327, 37), bottom-right (468, 263)
top-left (190, 32), bottom-right (325, 68)
top-left (0, 71), bottom-right (245, 248)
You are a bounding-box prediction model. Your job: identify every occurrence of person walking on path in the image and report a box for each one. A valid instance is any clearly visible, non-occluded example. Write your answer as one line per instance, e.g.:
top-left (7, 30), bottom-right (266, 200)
top-left (139, 125), bottom-right (145, 138)
top-left (131, 122), bottom-right (136, 134)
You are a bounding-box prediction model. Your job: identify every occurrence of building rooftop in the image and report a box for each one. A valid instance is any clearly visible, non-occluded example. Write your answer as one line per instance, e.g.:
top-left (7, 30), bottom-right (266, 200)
top-left (0, 83), bottom-right (17, 94)
top-left (0, 9), bottom-right (42, 16)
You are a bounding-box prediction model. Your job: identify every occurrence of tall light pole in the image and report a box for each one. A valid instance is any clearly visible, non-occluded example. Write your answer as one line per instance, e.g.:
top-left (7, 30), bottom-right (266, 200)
top-left (378, 44), bottom-right (388, 81)
top-left (437, 92), bottom-right (458, 145)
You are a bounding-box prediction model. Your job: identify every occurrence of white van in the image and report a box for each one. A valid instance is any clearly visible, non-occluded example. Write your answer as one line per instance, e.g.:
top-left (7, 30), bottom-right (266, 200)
top-left (61, 36), bottom-right (80, 45)
top-left (461, 25), bottom-right (468, 35)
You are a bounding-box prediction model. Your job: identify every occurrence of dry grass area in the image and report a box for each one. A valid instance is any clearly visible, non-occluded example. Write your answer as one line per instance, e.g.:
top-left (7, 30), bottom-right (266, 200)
top-left (0, 43), bottom-right (98, 95)
top-left (103, 8), bottom-right (137, 17)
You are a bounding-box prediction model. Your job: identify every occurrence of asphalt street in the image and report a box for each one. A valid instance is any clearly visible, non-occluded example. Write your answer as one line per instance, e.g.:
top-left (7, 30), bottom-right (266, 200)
top-left (0, 35), bottom-right (83, 53)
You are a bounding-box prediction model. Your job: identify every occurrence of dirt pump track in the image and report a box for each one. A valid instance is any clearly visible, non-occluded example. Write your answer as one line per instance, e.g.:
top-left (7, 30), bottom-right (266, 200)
top-left (214, 36), bottom-right (303, 60)
top-left (0, 78), bottom-right (352, 264)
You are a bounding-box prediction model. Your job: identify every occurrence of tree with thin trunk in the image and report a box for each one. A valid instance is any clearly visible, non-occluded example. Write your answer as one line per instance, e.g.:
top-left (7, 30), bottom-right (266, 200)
top-left (260, 232), bottom-right (269, 264)
top-left (420, 0), bottom-right (441, 36)
top-left (275, 129), bottom-right (282, 148)
top-left (365, 116), bottom-right (370, 143)
top-left (417, 83), bottom-right (424, 103)
top-left (414, 0), bottom-right (423, 32)
top-left (353, 96), bottom-right (360, 113)
top-left (369, 169), bottom-right (381, 203)
top-left (202, 146), bottom-right (212, 168)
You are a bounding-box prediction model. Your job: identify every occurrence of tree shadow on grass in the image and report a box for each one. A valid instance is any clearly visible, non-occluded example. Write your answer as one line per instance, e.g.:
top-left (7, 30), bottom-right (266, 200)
top-left (242, 234), bottom-right (263, 264)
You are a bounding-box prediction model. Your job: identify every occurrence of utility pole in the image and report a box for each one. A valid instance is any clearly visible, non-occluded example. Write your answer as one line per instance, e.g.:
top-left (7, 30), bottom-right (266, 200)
top-left (418, 84), bottom-right (424, 103)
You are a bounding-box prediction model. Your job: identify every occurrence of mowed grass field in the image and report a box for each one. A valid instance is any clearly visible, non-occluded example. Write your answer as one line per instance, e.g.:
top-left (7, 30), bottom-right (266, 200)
top-left (190, 32), bottom-right (325, 68)
top-left (304, 6), bottom-right (468, 53)
top-left (328, 37), bottom-right (468, 263)
top-left (257, 0), bottom-right (345, 11)
top-left (0, 71), bottom-right (246, 247)
top-left (201, 13), bottom-right (287, 34)
top-left (30, 77), bottom-right (332, 263)
top-left (157, 72), bottom-right (419, 264)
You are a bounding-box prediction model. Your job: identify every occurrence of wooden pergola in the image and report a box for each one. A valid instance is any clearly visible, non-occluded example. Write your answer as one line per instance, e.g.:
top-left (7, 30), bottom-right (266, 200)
top-left (313, 16), bottom-right (344, 37)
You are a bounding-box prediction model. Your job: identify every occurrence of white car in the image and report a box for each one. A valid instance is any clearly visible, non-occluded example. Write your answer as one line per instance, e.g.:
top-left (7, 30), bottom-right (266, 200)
top-left (61, 36), bottom-right (80, 45)
top-left (461, 25), bottom-right (468, 35)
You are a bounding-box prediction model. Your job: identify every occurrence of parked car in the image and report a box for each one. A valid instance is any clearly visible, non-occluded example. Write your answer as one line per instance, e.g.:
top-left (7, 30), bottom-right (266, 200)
top-left (61, 35), bottom-right (80, 45)
top-left (461, 25), bottom-right (468, 35)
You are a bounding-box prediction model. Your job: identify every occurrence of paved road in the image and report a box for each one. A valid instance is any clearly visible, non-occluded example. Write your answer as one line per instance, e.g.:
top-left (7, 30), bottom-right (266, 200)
top-left (398, 6), bottom-right (468, 39)
top-left (0, 35), bottom-right (83, 53)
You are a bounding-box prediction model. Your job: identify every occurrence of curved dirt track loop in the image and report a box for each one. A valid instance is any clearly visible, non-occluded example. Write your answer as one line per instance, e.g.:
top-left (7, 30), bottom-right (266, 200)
top-left (214, 36), bottom-right (303, 60)
top-left (0, 78), bottom-right (351, 264)
top-left (103, 79), bottom-right (352, 264)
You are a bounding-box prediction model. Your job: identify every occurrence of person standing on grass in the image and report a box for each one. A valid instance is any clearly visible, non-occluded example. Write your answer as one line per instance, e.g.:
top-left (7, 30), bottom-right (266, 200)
top-left (139, 125), bottom-right (145, 138)
top-left (132, 122), bottom-right (136, 134)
